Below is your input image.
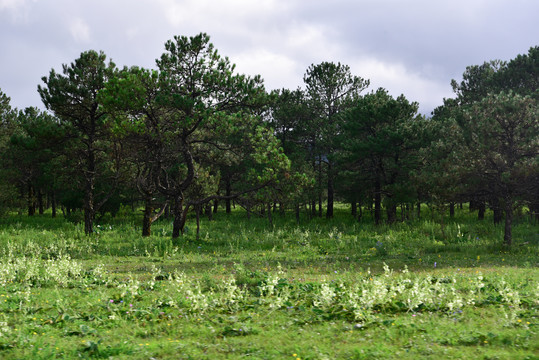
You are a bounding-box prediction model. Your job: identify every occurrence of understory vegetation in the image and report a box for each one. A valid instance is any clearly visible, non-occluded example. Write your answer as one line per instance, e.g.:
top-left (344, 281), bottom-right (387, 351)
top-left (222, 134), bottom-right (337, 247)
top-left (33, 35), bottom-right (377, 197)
top-left (0, 205), bottom-right (537, 359)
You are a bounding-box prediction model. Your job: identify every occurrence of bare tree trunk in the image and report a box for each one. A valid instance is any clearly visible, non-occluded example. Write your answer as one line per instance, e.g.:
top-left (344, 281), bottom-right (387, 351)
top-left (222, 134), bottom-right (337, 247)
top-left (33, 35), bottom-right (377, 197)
top-left (449, 202), bottom-right (455, 218)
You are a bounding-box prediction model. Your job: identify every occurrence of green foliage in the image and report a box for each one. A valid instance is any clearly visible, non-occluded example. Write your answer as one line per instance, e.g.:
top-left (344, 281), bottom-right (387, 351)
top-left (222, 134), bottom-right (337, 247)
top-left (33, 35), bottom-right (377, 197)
top-left (338, 88), bottom-right (424, 223)
top-left (37, 50), bottom-right (120, 234)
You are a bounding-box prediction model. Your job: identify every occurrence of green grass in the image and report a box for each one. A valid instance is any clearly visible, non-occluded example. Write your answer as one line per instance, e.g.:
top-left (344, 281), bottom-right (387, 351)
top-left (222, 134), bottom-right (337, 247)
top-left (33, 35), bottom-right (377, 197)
top-left (0, 204), bottom-right (537, 359)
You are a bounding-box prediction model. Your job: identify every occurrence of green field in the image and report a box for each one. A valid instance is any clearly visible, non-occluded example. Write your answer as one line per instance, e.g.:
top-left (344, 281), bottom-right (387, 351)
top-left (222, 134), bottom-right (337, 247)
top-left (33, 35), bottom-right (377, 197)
top-left (0, 206), bottom-right (537, 359)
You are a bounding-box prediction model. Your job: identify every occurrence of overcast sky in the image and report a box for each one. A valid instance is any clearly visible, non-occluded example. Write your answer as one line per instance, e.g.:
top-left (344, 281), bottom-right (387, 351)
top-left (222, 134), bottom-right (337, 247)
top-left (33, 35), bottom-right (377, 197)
top-left (1, 0), bottom-right (537, 115)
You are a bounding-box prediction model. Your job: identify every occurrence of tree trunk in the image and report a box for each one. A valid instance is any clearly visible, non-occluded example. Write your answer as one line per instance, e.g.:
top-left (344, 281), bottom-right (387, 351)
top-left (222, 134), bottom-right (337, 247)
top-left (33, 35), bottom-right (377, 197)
top-left (142, 199), bottom-right (153, 237)
top-left (295, 203), bottom-right (300, 224)
top-left (326, 163), bottom-right (334, 218)
top-left (225, 179), bottom-right (232, 214)
top-left (374, 176), bottom-right (381, 225)
top-left (37, 188), bottom-right (44, 215)
top-left (267, 202), bottom-right (273, 227)
top-left (478, 202), bottom-right (485, 220)
top-left (27, 184), bottom-right (35, 216)
top-left (195, 205), bottom-right (200, 240)
top-left (440, 206), bottom-right (446, 239)
top-left (205, 203), bottom-right (213, 221)
top-left (164, 202), bottom-right (170, 218)
top-left (51, 192), bottom-right (56, 218)
top-left (172, 196), bottom-right (184, 238)
top-left (213, 199), bottom-right (218, 214)
top-left (417, 201), bottom-right (421, 219)
top-left (84, 150), bottom-right (96, 234)
top-left (318, 156), bottom-right (323, 217)
top-left (386, 203), bottom-right (397, 224)
top-left (504, 199), bottom-right (513, 246)
top-left (449, 202), bottom-right (455, 218)
top-left (492, 197), bottom-right (503, 224)
top-left (351, 201), bottom-right (357, 217)
top-left (493, 208), bottom-right (503, 224)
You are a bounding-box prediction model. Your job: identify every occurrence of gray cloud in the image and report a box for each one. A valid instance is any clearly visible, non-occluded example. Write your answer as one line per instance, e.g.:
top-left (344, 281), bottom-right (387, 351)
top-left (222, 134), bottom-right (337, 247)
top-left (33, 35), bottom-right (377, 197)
top-left (1, 0), bottom-right (537, 115)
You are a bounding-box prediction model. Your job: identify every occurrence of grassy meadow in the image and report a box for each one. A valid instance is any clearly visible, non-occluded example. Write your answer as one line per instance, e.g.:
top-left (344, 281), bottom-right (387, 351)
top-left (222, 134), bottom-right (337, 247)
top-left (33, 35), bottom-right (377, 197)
top-left (0, 204), bottom-right (537, 359)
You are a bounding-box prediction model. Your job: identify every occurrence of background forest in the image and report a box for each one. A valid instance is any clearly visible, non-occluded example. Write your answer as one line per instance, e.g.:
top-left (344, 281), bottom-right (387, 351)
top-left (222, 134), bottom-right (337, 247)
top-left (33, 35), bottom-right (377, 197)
top-left (0, 35), bottom-right (538, 244)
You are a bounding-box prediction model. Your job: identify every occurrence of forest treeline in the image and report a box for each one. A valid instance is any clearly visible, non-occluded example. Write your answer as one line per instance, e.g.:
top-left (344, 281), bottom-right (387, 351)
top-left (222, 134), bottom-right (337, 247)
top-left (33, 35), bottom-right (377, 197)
top-left (0, 34), bottom-right (537, 246)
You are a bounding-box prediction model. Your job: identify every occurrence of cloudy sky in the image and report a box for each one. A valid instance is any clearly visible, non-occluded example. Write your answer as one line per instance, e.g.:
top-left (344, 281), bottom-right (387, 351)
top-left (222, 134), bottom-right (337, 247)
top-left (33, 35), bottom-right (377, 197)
top-left (1, 0), bottom-right (537, 114)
